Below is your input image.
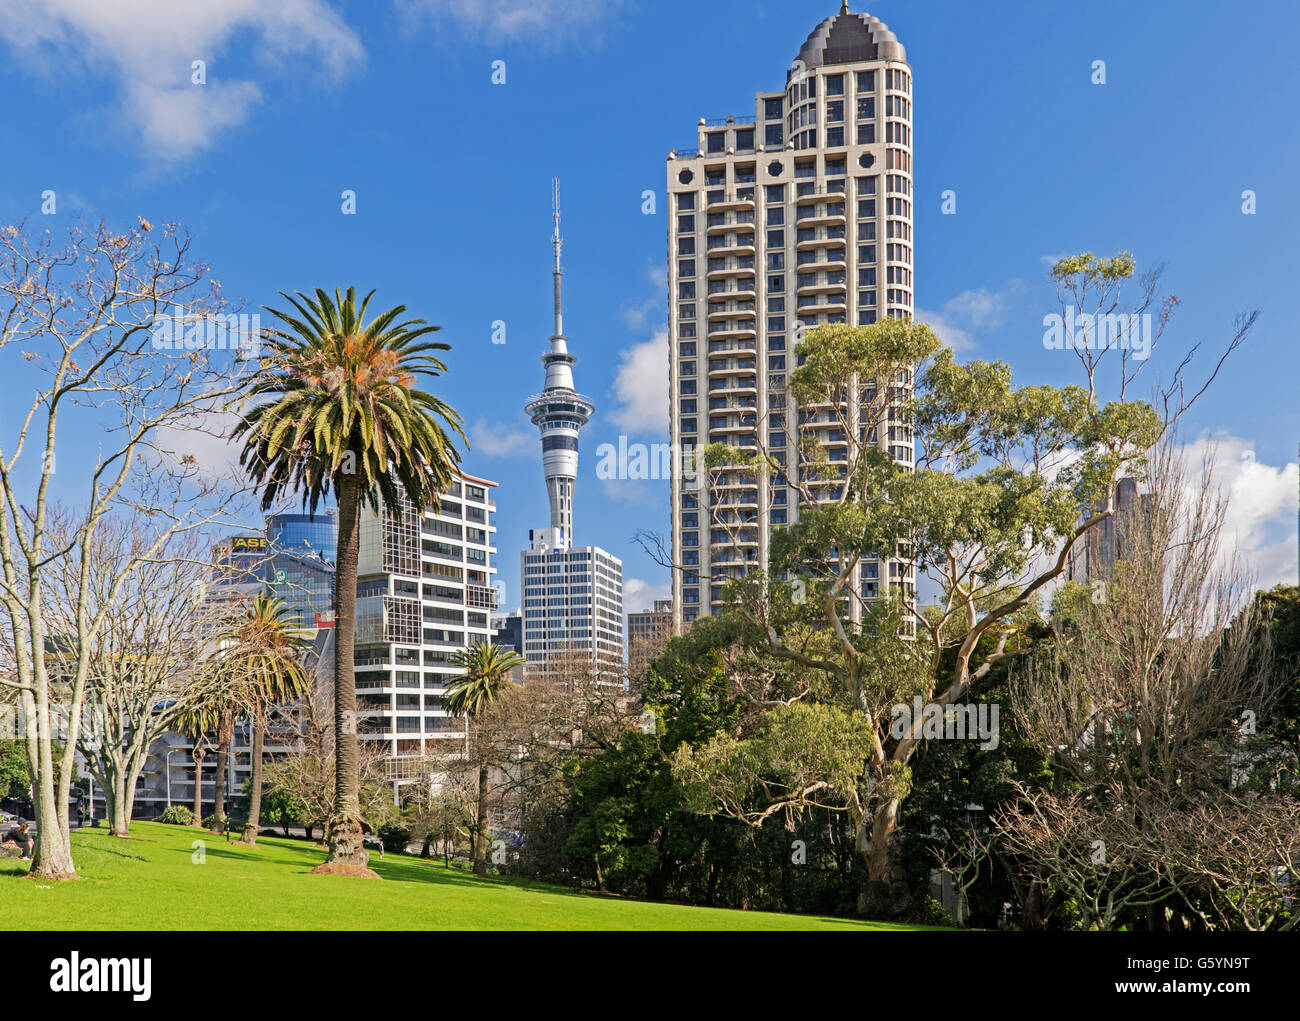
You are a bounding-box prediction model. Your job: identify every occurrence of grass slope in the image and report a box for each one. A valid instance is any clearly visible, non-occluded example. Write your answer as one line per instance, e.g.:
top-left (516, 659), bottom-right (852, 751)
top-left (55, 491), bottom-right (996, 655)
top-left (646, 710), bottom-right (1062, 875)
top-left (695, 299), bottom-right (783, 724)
top-left (1, 822), bottom-right (922, 931)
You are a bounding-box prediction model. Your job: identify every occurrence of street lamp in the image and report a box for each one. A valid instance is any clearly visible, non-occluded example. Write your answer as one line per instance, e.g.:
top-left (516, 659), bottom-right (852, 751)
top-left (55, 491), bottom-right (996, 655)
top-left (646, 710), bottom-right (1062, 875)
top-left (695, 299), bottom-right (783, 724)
top-left (164, 749), bottom-right (178, 808)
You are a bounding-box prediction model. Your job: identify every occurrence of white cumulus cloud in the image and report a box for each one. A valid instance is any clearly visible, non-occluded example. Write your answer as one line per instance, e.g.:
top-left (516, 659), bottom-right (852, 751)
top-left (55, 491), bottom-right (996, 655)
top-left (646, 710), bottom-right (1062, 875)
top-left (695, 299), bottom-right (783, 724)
top-left (0, 0), bottom-right (364, 161)
top-left (608, 328), bottom-right (668, 437)
top-left (471, 418), bottom-right (535, 458)
top-left (624, 577), bottom-right (671, 615)
top-left (916, 284), bottom-right (1020, 353)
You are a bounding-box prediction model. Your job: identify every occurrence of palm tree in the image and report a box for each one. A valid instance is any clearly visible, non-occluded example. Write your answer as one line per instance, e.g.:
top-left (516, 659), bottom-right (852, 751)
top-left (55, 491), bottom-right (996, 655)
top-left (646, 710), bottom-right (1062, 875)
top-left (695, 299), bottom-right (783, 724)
top-left (446, 642), bottom-right (524, 876)
top-left (217, 593), bottom-right (311, 845)
top-left (173, 709), bottom-right (215, 827)
top-left (234, 287), bottom-right (465, 866)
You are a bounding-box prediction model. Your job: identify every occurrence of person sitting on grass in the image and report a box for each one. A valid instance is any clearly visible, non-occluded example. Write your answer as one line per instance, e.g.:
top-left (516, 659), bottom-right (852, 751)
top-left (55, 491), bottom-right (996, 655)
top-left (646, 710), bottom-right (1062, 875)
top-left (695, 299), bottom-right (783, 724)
top-left (3, 820), bottom-right (33, 860)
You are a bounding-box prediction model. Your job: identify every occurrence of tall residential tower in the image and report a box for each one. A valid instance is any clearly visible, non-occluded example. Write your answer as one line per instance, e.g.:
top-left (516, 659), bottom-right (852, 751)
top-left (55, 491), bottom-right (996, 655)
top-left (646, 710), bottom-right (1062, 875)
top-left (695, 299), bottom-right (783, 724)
top-left (667, 4), bottom-right (915, 629)
top-left (521, 183), bottom-right (624, 678)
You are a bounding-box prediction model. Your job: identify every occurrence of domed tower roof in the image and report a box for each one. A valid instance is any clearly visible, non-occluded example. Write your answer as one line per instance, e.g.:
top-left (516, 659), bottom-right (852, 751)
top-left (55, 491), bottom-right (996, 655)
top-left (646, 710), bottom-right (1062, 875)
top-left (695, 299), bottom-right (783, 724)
top-left (793, 3), bottom-right (906, 72)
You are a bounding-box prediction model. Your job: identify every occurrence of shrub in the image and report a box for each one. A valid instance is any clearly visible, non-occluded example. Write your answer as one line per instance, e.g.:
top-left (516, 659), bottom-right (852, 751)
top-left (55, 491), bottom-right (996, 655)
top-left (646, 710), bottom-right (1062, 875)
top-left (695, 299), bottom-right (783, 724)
top-left (378, 823), bottom-right (412, 854)
top-left (157, 805), bottom-right (194, 826)
top-left (906, 895), bottom-right (955, 928)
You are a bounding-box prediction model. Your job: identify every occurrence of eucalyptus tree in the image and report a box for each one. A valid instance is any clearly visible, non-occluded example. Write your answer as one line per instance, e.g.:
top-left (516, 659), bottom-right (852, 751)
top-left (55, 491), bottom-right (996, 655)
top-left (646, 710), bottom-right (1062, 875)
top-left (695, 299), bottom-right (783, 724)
top-left (662, 253), bottom-right (1255, 911)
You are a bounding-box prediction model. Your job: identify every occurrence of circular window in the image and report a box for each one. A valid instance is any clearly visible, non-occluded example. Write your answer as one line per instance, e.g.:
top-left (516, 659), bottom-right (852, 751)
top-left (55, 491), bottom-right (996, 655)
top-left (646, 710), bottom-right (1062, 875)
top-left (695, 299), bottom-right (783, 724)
top-left (858, 152), bottom-right (875, 169)
top-left (767, 160), bottom-right (784, 177)
top-left (677, 169), bottom-right (694, 185)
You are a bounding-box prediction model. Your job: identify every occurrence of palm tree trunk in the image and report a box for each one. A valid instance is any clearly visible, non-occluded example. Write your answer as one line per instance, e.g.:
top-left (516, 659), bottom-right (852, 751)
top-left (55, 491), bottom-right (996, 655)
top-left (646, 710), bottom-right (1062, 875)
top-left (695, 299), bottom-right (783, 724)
top-left (210, 713), bottom-right (232, 833)
top-left (324, 471), bottom-right (366, 866)
top-left (241, 712), bottom-right (265, 844)
top-left (190, 746), bottom-right (205, 825)
top-left (474, 762), bottom-right (489, 877)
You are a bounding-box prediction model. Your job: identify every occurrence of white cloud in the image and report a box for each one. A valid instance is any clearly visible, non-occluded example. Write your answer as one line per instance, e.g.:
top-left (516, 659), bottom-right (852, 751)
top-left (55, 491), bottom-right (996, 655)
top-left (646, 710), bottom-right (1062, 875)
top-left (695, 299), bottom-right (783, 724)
top-left (916, 285), bottom-right (1018, 354)
top-left (153, 408), bottom-right (246, 478)
top-left (0, 0), bottom-right (363, 161)
top-left (1178, 433), bottom-right (1299, 590)
top-left (597, 474), bottom-right (669, 509)
top-left (620, 261), bottom-right (668, 331)
top-left (470, 418), bottom-right (535, 458)
top-left (608, 328), bottom-right (668, 436)
top-left (624, 577), bottom-right (671, 615)
top-left (396, 0), bottom-right (625, 44)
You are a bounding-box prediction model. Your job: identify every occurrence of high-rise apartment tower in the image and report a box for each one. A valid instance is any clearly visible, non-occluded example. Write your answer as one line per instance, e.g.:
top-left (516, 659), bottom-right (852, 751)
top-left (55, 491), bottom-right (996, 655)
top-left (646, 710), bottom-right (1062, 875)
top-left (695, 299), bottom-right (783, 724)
top-left (667, 4), bottom-right (915, 629)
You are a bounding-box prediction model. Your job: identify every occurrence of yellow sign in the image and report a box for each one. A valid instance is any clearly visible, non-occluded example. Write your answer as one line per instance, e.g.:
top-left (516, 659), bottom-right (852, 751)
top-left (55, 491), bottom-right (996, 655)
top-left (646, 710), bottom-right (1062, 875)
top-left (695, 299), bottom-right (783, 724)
top-left (231, 536), bottom-right (267, 551)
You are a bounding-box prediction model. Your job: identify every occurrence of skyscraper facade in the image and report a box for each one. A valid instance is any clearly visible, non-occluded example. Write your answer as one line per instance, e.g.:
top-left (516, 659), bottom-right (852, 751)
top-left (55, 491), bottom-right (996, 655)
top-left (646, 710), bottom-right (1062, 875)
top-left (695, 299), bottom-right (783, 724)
top-left (667, 4), bottom-right (914, 628)
top-left (520, 182), bottom-right (624, 678)
top-left (353, 471), bottom-right (500, 797)
top-left (266, 512), bottom-right (337, 630)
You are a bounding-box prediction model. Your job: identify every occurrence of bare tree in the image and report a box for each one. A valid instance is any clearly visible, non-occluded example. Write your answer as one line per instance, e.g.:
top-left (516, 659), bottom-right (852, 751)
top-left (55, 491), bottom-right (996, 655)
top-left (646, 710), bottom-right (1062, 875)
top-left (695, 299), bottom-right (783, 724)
top-left (0, 218), bottom-right (249, 878)
top-left (1152, 795), bottom-right (1300, 931)
top-left (998, 435), bottom-right (1283, 929)
top-left (42, 518), bottom-right (245, 837)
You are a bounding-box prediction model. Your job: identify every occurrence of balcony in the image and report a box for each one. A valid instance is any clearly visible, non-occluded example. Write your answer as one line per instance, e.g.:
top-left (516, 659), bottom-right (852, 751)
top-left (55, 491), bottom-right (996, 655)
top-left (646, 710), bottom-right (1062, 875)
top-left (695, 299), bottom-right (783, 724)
top-left (706, 236), bottom-right (756, 255)
top-left (705, 260), bottom-right (755, 279)
top-left (707, 300), bottom-right (757, 319)
top-left (706, 190), bottom-right (756, 211)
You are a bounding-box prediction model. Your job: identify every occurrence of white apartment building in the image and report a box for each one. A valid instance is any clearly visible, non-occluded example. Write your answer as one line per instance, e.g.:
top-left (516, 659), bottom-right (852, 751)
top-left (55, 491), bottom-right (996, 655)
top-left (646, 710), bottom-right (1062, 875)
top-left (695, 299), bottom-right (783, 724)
top-left (354, 470), bottom-right (500, 797)
top-left (521, 527), bottom-right (624, 679)
top-left (668, 3), bottom-right (916, 629)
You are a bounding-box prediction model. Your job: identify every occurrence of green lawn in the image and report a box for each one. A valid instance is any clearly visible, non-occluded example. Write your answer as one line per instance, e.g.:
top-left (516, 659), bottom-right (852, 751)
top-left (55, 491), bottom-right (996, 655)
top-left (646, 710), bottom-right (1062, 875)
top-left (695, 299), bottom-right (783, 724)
top-left (1, 822), bottom-right (922, 931)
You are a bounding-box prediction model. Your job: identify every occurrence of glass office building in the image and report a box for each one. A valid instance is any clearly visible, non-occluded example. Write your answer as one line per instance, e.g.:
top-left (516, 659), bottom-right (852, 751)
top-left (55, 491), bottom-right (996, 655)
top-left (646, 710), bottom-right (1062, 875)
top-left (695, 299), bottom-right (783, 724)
top-left (267, 512), bottom-right (338, 629)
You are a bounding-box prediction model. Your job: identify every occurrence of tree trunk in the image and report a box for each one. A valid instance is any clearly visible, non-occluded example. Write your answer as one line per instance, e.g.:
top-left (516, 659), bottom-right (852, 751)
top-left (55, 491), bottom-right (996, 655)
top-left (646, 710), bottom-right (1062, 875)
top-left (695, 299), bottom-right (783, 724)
top-left (322, 472), bottom-right (367, 867)
top-left (474, 762), bottom-right (490, 877)
top-left (858, 797), bottom-right (906, 916)
top-left (109, 775), bottom-right (130, 837)
top-left (191, 747), bottom-right (205, 825)
top-left (241, 713), bottom-right (265, 845)
top-left (210, 715), bottom-right (231, 833)
top-left (30, 722), bottom-right (78, 881)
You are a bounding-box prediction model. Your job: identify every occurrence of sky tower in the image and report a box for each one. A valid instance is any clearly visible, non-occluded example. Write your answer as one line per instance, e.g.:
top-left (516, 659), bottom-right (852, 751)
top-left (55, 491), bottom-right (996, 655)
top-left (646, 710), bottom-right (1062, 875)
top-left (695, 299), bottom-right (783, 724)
top-left (524, 179), bottom-right (594, 546)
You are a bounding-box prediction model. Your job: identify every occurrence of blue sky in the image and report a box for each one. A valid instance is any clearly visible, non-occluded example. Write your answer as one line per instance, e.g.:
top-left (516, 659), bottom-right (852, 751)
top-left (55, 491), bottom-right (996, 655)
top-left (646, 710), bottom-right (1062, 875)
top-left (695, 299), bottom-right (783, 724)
top-left (1, 0), bottom-right (1296, 612)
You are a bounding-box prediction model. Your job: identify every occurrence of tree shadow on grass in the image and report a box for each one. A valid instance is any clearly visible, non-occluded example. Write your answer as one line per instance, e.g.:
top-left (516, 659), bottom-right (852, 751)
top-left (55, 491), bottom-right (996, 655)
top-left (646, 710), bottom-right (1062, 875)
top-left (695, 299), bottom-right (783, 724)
top-left (74, 843), bottom-right (149, 863)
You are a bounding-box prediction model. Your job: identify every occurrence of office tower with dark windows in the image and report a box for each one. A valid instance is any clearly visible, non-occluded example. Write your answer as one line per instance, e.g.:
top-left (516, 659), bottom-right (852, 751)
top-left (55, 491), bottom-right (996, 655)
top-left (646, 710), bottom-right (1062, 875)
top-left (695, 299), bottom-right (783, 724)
top-left (266, 512), bottom-right (337, 631)
top-left (667, 3), bottom-right (915, 629)
top-left (353, 470), bottom-right (500, 798)
top-left (628, 598), bottom-right (673, 680)
top-left (520, 182), bottom-right (625, 679)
